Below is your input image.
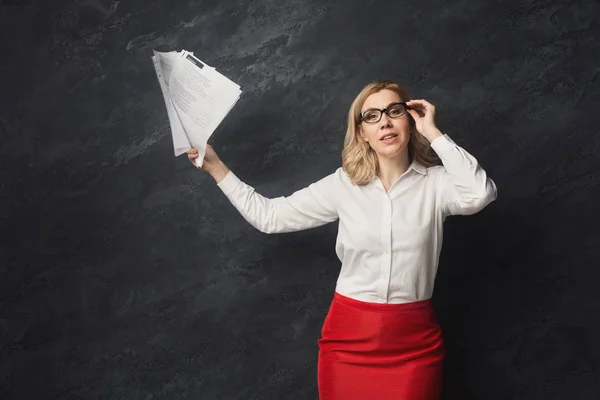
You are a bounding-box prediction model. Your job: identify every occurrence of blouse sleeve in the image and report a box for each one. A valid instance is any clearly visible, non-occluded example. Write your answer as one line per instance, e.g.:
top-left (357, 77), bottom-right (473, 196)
top-left (430, 134), bottom-right (498, 217)
top-left (216, 169), bottom-right (340, 234)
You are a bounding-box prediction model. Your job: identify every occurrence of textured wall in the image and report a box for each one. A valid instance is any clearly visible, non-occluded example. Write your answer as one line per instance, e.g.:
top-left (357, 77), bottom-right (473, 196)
top-left (1, 0), bottom-right (599, 399)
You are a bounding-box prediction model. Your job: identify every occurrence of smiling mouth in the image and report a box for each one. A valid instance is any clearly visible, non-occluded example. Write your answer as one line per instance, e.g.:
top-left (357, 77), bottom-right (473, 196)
top-left (380, 134), bottom-right (398, 141)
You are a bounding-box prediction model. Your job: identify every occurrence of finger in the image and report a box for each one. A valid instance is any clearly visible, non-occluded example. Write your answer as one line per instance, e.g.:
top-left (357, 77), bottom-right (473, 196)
top-left (406, 102), bottom-right (424, 112)
top-left (409, 99), bottom-right (430, 104)
top-left (407, 99), bottom-right (433, 108)
top-left (408, 106), bottom-right (428, 118)
top-left (407, 101), bottom-right (434, 118)
top-left (407, 109), bottom-right (420, 119)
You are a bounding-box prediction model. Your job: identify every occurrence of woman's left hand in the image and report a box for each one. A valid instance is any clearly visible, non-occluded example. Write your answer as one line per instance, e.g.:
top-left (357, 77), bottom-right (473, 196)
top-left (406, 99), bottom-right (443, 142)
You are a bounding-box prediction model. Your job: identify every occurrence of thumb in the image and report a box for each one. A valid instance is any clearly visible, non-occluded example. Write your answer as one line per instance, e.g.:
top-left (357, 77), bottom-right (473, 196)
top-left (407, 109), bottom-right (420, 119)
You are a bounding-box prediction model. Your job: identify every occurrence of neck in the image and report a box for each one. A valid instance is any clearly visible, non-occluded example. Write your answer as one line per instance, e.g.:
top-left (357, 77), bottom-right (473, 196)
top-left (376, 151), bottom-right (411, 190)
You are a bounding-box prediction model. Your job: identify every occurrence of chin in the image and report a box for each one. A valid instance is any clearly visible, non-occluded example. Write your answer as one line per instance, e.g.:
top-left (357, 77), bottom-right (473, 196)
top-left (377, 147), bottom-right (404, 158)
top-left (375, 142), bottom-right (409, 158)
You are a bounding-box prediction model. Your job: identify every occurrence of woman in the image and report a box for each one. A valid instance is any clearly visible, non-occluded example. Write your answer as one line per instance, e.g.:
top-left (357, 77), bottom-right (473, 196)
top-left (187, 80), bottom-right (497, 399)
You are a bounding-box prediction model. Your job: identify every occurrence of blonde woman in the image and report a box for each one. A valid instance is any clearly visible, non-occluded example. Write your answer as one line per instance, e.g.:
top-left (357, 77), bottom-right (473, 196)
top-left (187, 80), bottom-right (497, 400)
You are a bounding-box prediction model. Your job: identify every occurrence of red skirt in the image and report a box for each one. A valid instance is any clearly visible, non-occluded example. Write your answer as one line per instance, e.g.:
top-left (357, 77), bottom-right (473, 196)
top-left (317, 292), bottom-right (445, 400)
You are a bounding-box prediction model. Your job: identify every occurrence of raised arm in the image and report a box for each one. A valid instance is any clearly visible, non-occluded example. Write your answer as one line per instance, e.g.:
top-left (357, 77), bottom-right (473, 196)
top-left (406, 99), bottom-right (498, 217)
top-left (188, 145), bottom-right (339, 234)
top-left (430, 134), bottom-right (497, 216)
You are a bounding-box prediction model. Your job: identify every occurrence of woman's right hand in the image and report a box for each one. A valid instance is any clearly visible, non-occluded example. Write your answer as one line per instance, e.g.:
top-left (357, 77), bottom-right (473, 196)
top-left (187, 144), bottom-right (219, 171)
top-left (187, 145), bottom-right (230, 182)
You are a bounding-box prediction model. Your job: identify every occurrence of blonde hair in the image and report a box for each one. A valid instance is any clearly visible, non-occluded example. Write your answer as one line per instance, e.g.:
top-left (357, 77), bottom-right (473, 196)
top-left (341, 80), bottom-right (440, 185)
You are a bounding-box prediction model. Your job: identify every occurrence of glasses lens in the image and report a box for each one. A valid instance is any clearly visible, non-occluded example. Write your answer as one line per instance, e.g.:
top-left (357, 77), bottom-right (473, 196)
top-left (387, 104), bottom-right (405, 118)
top-left (362, 110), bottom-right (381, 123)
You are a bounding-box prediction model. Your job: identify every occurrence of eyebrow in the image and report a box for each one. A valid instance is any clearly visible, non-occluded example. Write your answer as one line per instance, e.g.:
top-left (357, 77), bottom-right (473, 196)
top-left (362, 102), bottom-right (404, 111)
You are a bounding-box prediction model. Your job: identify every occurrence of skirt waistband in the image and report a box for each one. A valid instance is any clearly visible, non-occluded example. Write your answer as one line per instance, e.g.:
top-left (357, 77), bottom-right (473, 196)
top-left (333, 291), bottom-right (433, 314)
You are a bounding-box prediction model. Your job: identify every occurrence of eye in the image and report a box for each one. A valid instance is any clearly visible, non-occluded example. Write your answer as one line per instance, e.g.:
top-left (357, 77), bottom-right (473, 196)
top-left (363, 111), bottom-right (379, 121)
top-left (388, 105), bottom-right (404, 117)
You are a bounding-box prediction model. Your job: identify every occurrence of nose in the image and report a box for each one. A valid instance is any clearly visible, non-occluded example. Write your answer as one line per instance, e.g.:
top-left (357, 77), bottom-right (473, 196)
top-left (379, 113), bottom-right (393, 128)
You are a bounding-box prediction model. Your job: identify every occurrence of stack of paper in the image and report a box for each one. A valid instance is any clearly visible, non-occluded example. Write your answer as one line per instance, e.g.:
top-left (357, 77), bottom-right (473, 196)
top-left (152, 49), bottom-right (241, 166)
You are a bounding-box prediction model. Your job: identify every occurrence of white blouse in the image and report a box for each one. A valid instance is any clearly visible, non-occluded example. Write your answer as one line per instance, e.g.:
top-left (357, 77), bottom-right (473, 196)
top-left (216, 134), bottom-right (498, 304)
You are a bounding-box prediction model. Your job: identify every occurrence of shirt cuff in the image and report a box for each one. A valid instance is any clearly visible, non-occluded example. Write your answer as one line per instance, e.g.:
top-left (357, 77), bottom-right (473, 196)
top-left (216, 170), bottom-right (241, 196)
top-left (429, 133), bottom-right (457, 154)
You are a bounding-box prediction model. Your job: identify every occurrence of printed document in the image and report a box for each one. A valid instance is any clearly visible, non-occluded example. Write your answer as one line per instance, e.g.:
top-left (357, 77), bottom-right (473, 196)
top-left (152, 50), bottom-right (241, 166)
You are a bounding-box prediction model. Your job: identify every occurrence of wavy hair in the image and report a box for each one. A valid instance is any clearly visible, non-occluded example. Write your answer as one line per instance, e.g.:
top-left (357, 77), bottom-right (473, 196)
top-left (341, 80), bottom-right (440, 185)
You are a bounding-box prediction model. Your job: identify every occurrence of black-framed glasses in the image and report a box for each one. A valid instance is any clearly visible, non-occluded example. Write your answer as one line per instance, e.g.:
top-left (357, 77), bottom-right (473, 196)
top-left (360, 102), bottom-right (408, 124)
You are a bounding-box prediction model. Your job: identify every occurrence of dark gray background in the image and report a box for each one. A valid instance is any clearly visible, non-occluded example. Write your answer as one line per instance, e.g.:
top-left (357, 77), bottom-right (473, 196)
top-left (1, 0), bottom-right (599, 399)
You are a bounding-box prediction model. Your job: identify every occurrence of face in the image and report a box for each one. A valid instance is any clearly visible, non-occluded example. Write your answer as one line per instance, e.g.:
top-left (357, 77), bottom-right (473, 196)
top-left (358, 89), bottom-right (411, 160)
